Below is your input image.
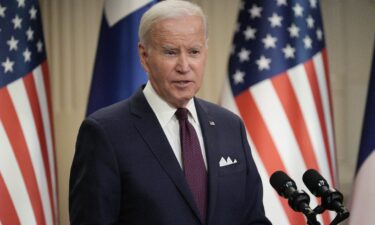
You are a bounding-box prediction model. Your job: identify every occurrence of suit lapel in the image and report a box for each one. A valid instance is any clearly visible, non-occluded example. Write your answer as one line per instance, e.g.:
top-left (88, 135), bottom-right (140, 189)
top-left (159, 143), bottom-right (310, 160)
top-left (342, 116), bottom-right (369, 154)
top-left (129, 90), bottom-right (203, 224)
top-left (195, 99), bottom-right (220, 225)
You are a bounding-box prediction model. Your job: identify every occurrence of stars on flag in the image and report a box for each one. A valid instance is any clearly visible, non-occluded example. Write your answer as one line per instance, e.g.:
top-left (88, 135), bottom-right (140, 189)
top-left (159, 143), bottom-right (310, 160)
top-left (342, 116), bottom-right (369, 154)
top-left (282, 44), bottom-right (296, 59)
top-left (238, 48), bottom-right (251, 62)
top-left (310, 0), bottom-right (318, 8)
top-left (17, 0), bottom-right (26, 8)
top-left (12, 14), bottom-right (23, 29)
top-left (256, 55), bottom-right (271, 71)
top-left (276, 0), bottom-right (287, 7)
top-left (0, 4), bottom-right (6, 18)
top-left (288, 23), bottom-right (300, 38)
top-left (303, 35), bottom-right (313, 49)
top-left (23, 48), bottom-right (32, 62)
top-left (293, 3), bottom-right (304, 17)
top-left (0, 1), bottom-right (46, 77)
top-left (249, 4), bottom-right (262, 19)
top-left (262, 34), bottom-right (277, 49)
top-left (243, 26), bottom-right (257, 40)
top-left (37, 40), bottom-right (44, 52)
top-left (29, 6), bottom-right (37, 19)
top-left (233, 69), bottom-right (245, 84)
top-left (268, 13), bottom-right (283, 27)
top-left (0, 1), bottom-right (58, 225)
top-left (229, 0), bottom-right (326, 91)
top-left (7, 36), bottom-right (19, 51)
top-left (316, 28), bottom-right (323, 40)
top-left (26, 27), bottom-right (34, 41)
top-left (2, 57), bottom-right (15, 73)
top-left (306, 15), bottom-right (315, 28)
top-left (226, 3), bottom-right (336, 225)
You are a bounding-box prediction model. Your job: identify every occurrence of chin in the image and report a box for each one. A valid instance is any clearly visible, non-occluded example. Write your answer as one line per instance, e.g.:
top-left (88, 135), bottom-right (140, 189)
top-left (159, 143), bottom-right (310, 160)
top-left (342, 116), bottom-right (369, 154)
top-left (173, 97), bottom-right (193, 108)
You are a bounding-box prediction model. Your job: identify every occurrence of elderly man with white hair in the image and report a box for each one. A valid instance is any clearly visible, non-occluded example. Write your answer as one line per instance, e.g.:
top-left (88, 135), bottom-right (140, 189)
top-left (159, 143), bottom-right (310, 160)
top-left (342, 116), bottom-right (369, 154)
top-left (69, 1), bottom-right (272, 224)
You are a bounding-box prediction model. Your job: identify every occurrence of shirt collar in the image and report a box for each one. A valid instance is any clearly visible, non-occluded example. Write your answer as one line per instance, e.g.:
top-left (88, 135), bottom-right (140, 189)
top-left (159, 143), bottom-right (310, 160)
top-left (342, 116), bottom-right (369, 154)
top-left (143, 81), bottom-right (200, 127)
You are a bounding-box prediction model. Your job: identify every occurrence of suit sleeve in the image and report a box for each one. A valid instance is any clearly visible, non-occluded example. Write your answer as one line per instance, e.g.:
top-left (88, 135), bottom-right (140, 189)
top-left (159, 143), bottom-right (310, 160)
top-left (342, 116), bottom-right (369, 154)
top-left (69, 118), bottom-right (122, 225)
top-left (238, 119), bottom-right (273, 225)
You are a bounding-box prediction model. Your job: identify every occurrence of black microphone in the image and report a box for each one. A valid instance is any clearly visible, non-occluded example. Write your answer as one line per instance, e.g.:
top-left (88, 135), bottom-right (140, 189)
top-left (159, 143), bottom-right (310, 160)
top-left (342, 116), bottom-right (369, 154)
top-left (270, 171), bottom-right (320, 225)
top-left (303, 169), bottom-right (349, 223)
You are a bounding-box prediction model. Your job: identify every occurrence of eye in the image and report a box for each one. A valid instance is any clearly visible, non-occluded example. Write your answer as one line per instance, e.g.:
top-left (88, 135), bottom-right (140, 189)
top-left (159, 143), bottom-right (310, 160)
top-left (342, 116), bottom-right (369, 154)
top-left (189, 49), bottom-right (200, 55)
top-left (163, 49), bottom-right (176, 56)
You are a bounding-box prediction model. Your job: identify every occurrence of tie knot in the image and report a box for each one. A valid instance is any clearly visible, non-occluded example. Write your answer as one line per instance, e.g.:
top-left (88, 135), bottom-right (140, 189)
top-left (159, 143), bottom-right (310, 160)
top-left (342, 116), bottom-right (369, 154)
top-left (175, 108), bottom-right (189, 121)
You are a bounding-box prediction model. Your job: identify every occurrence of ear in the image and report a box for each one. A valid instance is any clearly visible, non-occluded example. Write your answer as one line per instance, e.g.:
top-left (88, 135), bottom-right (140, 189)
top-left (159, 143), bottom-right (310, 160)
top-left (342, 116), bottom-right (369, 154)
top-left (138, 42), bottom-right (149, 73)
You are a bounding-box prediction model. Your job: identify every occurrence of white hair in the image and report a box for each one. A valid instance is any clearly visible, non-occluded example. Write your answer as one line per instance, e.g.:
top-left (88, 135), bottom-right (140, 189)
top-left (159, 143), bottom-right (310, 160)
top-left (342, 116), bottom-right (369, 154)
top-left (138, 0), bottom-right (208, 46)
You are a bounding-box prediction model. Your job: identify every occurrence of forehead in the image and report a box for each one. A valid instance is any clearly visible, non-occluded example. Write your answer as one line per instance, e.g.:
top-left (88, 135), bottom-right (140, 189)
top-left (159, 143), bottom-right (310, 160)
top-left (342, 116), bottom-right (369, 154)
top-left (150, 15), bottom-right (206, 45)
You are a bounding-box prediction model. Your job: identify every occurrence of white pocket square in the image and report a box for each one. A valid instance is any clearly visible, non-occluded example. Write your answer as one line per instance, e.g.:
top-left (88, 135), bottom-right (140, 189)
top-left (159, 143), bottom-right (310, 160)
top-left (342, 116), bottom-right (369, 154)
top-left (219, 156), bottom-right (238, 167)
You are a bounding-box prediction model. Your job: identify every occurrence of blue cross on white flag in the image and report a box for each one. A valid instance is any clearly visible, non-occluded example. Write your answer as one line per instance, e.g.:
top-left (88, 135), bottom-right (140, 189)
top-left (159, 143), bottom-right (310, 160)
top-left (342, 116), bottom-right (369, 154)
top-left (86, 0), bottom-right (155, 115)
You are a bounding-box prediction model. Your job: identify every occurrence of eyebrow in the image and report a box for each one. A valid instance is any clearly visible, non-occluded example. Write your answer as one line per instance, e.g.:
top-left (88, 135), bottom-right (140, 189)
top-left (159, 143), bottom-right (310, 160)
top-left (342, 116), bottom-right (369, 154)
top-left (190, 44), bottom-right (203, 49)
top-left (161, 45), bottom-right (177, 50)
top-left (161, 44), bottom-right (204, 50)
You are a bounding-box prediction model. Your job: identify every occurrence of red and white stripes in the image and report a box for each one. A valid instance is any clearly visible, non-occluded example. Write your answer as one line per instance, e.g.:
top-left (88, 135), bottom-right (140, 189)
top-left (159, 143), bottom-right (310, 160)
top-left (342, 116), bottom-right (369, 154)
top-left (221, 50), bottom-right (336, 225)
top-left (0, 62), bottom-right (58, 225)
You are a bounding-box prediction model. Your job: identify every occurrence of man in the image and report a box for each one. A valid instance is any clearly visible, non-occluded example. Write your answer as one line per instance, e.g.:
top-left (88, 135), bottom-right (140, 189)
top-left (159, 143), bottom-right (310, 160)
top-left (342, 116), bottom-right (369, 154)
top-left (69, 1), bottom-right (272, 225)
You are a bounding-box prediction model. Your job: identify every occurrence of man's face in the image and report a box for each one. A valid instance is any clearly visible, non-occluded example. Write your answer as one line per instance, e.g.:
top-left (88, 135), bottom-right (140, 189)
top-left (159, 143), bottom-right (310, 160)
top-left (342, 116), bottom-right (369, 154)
top-left (139, 15), bottom-right (207, 108)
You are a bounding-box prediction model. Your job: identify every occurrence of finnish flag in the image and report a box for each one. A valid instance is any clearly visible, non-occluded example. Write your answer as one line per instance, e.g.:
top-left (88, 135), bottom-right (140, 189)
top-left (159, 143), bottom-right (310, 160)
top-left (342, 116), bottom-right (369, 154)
top-left (87, 0), bottom-right (155, 115)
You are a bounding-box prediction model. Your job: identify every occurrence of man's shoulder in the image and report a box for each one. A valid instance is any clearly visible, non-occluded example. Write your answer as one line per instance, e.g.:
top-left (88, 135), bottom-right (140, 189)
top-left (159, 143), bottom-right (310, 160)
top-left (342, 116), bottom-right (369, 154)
top-left (195, 97), bottom-right (240, 121)
top-left (87, 89), bottom-right (146, 122)
top-left (88, 98), bottom-right (131, 122)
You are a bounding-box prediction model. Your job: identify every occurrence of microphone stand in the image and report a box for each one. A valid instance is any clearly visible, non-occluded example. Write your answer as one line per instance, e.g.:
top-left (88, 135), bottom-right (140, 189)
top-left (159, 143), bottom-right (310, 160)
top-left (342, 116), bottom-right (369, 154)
top-left (301, 206), bottom-right (321, 225)
top-left (312, 205), bottom-right (350, 225)
top-left (290, 191), bottom-right (321, 225)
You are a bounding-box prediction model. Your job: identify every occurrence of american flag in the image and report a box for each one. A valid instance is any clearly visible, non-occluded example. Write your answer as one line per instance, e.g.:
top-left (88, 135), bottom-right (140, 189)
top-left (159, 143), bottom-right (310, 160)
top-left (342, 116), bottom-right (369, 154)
top-left (221, 0), bottom-right (337, 224)
top-left (0, 0), bottom-right (58, 225)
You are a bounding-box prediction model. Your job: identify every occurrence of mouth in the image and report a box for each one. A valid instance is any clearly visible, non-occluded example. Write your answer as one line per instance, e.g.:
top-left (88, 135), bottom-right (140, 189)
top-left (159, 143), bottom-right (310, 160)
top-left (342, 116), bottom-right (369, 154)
top-left (173, 80), bottom-right (192, 88)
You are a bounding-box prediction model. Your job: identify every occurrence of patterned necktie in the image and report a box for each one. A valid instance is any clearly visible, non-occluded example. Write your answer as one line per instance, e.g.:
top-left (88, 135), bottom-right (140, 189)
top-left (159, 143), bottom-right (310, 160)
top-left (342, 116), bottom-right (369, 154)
top-left (175, 108), bottom-right (207, 223)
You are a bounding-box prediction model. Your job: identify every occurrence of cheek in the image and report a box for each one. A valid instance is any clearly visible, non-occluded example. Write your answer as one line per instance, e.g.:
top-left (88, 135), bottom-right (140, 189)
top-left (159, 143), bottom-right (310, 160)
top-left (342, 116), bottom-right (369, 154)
top-left (152, 59), bottom-right (175, 74)
top-left (193, 61), bottom-right (206, 78)
top-left (149, 63), bottom-right (172, 85)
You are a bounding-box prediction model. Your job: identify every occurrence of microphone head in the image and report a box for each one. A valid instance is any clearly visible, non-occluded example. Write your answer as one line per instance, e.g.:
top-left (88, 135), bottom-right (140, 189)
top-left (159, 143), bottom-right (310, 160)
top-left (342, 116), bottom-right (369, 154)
top-left (270, 171), bottom-right (296, 197)
top-left (303, 169), bottom-right (329, 197)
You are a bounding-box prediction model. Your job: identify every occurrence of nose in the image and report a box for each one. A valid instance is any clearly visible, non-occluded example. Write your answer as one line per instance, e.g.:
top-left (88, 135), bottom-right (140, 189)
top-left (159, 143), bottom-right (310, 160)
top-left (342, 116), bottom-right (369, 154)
top-left (176, 53), bottom-right (190, 74)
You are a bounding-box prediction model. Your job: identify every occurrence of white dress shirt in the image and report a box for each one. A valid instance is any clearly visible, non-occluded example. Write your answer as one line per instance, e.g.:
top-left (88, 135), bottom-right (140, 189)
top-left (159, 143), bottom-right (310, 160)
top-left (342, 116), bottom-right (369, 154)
top-left (143, 82), bottom-right (207, 169)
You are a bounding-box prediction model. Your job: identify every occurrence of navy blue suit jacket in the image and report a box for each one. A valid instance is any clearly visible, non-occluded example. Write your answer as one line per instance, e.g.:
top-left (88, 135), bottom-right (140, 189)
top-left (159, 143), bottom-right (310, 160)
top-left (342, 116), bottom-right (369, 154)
top-left (69, 89), bottom-right (272, 225)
